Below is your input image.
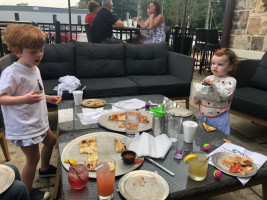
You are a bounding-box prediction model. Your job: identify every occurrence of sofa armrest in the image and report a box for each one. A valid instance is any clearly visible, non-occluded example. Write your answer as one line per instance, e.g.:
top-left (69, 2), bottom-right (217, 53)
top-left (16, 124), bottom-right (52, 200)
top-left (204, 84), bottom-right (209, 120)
top-left (0, 53), bottom-right (17, 74)
top-left (232, 59), bottom-right (260, 88)
top-left (168, 51), bottom-right (195, 83)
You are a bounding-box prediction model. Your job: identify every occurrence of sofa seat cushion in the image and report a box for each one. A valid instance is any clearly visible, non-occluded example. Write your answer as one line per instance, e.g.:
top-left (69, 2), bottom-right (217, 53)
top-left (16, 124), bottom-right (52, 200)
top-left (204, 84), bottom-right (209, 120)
top-left (39, 43), bottom-right (75, 80)
top-left (125, 43), bottom-right (168, 76)
top-left (231, 87), bottom-right (267, 120)
top-left (128, 75), bottom-right (191, 98)
top-left (80, 77), bottom-right (139, 98)
top-left (75, 42), bottom-right (125, 78)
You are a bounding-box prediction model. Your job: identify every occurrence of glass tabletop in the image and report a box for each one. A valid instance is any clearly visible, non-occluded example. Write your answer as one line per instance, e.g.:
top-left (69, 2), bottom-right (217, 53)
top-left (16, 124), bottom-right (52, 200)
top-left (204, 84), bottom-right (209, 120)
top-left (57, 94), bottom-right (165, 133)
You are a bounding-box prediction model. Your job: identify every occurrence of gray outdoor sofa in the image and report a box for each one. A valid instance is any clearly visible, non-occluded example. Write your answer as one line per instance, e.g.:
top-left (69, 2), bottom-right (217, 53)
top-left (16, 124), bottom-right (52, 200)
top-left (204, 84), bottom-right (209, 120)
top-left (231, 51), bottom-right (267, 126)
top-left (0, 42), bottom-right (195, 109)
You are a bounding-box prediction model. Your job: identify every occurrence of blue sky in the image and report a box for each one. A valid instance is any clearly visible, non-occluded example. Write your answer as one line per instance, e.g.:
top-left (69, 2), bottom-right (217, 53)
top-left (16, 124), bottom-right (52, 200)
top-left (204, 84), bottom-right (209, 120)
top-left (0, 0), bottom-right (80, 8)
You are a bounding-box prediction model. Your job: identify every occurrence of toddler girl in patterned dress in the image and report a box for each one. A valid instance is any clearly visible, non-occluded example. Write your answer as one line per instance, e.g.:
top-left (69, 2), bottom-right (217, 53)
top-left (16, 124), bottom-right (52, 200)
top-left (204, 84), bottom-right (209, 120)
top-left (194, 48), bottom-right (239, 134)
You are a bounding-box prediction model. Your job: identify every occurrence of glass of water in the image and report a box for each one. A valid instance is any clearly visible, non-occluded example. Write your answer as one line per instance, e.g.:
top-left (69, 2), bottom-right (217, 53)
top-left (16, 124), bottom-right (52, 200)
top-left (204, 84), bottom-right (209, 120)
top-left (166, 114), bottom-right (183, 142)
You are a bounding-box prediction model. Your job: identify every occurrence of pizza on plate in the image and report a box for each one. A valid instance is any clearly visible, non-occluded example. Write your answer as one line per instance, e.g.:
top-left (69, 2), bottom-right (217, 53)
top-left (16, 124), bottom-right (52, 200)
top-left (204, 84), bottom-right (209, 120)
top-left (222, 155), bottom-right (254, 175)
top-left (80, 138), bottom-right (98, 171)
top-left (109, 112), bottom-right (149, 123)
top-left (82, 99), bottom-right (105, 107)
top-left (114, 138), bottom-right (127, 153)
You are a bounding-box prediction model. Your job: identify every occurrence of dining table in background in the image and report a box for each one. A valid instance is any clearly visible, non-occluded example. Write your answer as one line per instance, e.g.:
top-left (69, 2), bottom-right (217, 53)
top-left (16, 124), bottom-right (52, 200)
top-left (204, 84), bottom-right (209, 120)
top-left (112, 26), bottom-right (145, 41)
top-left (56, 94), bottom-right (267, 200)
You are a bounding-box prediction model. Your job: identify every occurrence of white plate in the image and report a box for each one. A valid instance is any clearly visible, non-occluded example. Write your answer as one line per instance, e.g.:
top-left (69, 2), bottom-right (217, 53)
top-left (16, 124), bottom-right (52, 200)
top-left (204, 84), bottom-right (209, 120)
top-left (81, 99), bottom-right (106, 108)
top-left (118, 101), bottom-right (145, 110)
top-left (61, 132), bottom-right (144, 178)
top-left (212, 152), bottom-right (257, 177)
top-left (98, 111), bottom-right (152, 133)
top-left (166, 107), bottom-right (193, 117)
top-left (118, 170), bottom-right (169, 200)
top-left (0, 165), bottom-right (15, 194)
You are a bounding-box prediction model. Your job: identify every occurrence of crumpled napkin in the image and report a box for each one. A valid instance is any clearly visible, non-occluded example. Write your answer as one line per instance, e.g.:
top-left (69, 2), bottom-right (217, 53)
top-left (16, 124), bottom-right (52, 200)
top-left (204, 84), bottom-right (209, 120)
top-left (113, 98), bottom-right (146, 110)
top-left (129, 132), bottom-right (172, 159)
top-left (54, 75), bottom-right (81, 97)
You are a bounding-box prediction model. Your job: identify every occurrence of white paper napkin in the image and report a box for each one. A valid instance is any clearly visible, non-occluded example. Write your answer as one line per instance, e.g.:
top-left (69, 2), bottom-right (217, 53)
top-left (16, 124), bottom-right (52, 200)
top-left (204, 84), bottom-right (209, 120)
top-left (129, 132), bottom-right (172, 159)
top-left (208, 143), bottom-right (267, 185)
top-left (113, 98), bottom-right (146, 110)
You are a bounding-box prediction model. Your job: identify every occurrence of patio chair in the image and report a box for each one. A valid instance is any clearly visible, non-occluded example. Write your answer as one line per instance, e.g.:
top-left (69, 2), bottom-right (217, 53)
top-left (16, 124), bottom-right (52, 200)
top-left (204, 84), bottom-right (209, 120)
top-left (0, 108), bottom-right (10, 161)
top-left (84, 24), bottom-right (93, 43)
top-left (193, 28), bottom-right (206, 73)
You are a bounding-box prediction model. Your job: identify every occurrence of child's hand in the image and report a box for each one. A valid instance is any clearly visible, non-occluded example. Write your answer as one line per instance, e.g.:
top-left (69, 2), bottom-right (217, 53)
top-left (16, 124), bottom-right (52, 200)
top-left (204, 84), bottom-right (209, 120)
top-left (23, 92), bottom-right (43, 104)
top-left (203, 78), bottom-right (212, 85)
top-left (46, 95), bottom-right (62, 105)
top-left (194, 99), bottom-right (201, 104)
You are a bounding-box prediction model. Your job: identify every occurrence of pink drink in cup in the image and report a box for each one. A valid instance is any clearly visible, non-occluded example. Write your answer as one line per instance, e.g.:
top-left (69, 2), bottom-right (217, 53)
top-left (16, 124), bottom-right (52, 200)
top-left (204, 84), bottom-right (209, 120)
top-left (68, 161), bottom-right (89, 189)
top-left (96, 160), bottom-right (116, 200)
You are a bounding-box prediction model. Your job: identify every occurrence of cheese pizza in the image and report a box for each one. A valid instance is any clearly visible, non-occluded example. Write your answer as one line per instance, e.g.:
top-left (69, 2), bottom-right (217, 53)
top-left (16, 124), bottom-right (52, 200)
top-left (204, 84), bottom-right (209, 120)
top-left (80, 138), bottom-right (98, 171)
top-left (109, 112), bottom-right (149, 123)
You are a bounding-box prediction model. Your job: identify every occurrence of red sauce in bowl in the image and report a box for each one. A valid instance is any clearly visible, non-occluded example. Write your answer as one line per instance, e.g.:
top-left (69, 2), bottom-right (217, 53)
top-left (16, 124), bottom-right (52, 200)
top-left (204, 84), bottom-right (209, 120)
top-left (123, 153), bottom-right (135, 159)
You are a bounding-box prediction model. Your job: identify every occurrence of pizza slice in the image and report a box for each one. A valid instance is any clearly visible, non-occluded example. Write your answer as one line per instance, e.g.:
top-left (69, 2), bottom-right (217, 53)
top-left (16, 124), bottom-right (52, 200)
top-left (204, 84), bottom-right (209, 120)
top-left (109, 113), bottom-right (125, 121)
top-left (114, 138), bottom-right (127, 153)
top-left (139, 114), bottom-right (149, 123)
top-left (79, 138), bottom-right (98, 171)
top-left (203, 122), bottom-right (216, 132)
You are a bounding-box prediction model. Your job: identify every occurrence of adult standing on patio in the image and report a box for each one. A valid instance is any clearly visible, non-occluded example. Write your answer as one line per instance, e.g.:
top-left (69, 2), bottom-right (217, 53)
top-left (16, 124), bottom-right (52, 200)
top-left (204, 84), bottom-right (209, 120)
top-left (84, 1), bottom-right (99, 26)
top-left (92, 0), bottom-right (124, 43)
top-left (135, 1), bottom-right (166, 44)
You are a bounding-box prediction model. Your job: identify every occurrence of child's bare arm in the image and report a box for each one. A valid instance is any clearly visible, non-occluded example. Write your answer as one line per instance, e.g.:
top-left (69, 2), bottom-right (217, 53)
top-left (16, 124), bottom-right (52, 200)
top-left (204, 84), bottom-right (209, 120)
top-left (46, 95), bottom-right (62, 105)
top-left (0, 92), bottom-right (42, 105)
top-left (194, 99), bottom-right (201, 104)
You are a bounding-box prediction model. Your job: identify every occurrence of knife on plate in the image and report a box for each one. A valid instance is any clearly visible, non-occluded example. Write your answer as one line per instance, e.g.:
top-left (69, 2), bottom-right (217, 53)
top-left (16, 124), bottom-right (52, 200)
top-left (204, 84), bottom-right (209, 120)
top-left (145, 157), bottom-right (175, 176)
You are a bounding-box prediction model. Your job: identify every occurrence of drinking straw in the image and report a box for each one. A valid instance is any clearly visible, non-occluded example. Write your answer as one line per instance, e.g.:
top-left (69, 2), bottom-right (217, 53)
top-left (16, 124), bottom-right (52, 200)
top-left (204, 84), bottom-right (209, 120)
top-left (81, 86), bottom-right (86, 91)
top-left (68, 161), bottom-right (85, 184)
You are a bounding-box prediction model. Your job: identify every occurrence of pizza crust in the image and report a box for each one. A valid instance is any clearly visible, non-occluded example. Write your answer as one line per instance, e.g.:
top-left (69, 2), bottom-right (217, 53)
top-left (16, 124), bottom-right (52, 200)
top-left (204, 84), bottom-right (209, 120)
top-left (114, 138), bottom-right (127, 153)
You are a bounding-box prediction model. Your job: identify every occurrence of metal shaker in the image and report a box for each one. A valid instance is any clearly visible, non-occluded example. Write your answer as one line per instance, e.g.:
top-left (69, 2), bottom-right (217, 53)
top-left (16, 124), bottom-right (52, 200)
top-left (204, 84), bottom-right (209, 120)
top-left (150, 104), bottom-right (165, 137)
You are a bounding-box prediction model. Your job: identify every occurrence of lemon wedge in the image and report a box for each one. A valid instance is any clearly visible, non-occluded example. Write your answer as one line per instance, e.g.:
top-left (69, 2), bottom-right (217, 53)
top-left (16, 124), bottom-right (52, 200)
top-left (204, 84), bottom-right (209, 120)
top-left (184, 154), bottom-right (198, 162)
top-left (64, 158), bottom-right (78, 166)
top-left (107, 162), bottom-right (115, 172)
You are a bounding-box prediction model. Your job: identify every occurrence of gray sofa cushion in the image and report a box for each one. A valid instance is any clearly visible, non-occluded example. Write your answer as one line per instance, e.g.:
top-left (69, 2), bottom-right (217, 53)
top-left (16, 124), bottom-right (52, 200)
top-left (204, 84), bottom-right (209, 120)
top-left (80, 77), bottom-right (139, 98)
top-left (231, 87), bottom-right (267, 120)
top-left (39, 43), bottom-right (75, 80)
top-left (75, 42), bottom-right (125, 78)
top-left (250, 67), bottom-right (267, 90)
top-left (125, 43), bottom-right (168, 75)
top-left (259, 51), bottom-right (267, 68)
top-left (128, 75), bottom-right (191, 98)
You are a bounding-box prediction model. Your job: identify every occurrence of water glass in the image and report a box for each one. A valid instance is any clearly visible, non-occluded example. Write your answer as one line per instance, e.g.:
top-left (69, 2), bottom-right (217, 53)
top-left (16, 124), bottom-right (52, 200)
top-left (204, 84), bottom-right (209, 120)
top-left (123, 21), bottom-right (128, 27)
top-left (188, 151), bottom-right (208, 181)
top-left (133, 20), bottom-right (138, 28)
top-left (166, 114), bottom-right (183, 142)
top-left (68, 160), bottom-right (89, 189)
top-left (96, 159), bottom-right (116, 200)
top-left (125, 111), bottom-right (139, 135)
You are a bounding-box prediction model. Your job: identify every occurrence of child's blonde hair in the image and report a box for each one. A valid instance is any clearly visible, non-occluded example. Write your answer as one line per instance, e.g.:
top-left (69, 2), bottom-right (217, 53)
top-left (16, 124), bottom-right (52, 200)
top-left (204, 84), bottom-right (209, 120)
top-left (214, 48), bottom-right (239, 74)
top-left (3, 24), bottom-right (46, 52)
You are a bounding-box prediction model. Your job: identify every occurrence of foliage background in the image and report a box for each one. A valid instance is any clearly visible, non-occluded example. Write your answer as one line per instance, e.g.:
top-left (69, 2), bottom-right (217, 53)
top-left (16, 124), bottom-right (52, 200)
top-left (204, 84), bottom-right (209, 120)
top-left (74, 0), bottom-right (226, 29)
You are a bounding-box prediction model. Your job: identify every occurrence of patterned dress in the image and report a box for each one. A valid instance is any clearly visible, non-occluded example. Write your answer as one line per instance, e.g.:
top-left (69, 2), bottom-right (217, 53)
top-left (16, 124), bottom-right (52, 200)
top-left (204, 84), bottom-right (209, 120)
top-left (142, 14), bottom-right (166, 44)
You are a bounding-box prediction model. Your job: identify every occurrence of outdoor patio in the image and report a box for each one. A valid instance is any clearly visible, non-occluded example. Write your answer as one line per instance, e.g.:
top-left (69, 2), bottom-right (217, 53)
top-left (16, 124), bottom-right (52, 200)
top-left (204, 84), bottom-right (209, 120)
top-left (1, 68), bottom-right (267, 200)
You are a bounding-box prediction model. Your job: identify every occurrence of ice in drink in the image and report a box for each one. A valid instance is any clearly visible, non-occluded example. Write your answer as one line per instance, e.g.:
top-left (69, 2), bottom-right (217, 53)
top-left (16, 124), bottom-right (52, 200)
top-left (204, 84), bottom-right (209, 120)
top-left (68, 163), bottom-right (89, 189)
top-left (188, 152), bottom-right (208, 181)
top-left (96, 160), bottom-right (116, 199)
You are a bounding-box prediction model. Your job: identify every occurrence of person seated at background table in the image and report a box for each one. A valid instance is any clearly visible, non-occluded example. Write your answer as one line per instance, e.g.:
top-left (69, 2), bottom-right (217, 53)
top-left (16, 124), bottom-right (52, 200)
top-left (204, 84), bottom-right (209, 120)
top-left (92, 0), bottom-right (124, 43)
top-left (84, 1), bottom-right (99, 26)
top-left (134, 1), bottom-right (166, 44)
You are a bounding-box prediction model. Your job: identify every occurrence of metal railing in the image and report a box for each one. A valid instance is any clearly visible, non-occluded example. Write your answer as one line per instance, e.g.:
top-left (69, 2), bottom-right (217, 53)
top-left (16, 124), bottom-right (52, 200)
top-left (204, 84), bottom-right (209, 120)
top-left (0, 20), bottom-right (222, 68)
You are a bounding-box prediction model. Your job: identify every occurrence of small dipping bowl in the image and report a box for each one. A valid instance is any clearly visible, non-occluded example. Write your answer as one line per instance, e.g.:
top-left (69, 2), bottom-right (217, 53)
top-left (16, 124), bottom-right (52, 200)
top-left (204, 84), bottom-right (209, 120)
top-left (121, 150), bottom-right (136, 164)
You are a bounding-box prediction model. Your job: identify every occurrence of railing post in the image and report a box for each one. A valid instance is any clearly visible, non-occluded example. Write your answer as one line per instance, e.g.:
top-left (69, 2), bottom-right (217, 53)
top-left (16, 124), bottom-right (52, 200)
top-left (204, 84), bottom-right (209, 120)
top-left (55, 21), bottom-right (61, 44)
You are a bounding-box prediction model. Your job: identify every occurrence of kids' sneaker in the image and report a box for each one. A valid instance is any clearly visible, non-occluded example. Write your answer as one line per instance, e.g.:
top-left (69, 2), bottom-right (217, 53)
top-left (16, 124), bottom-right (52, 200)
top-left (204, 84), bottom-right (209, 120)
top-left (29, 188), bottom-right (50, 200)
top-left (39, 165), bottom-right (57, 178)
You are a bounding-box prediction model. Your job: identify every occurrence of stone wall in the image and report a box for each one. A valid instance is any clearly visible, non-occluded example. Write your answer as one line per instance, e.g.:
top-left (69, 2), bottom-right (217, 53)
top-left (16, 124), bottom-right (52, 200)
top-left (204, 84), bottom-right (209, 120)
top-left (230, 0), bottom-right (267, 52)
